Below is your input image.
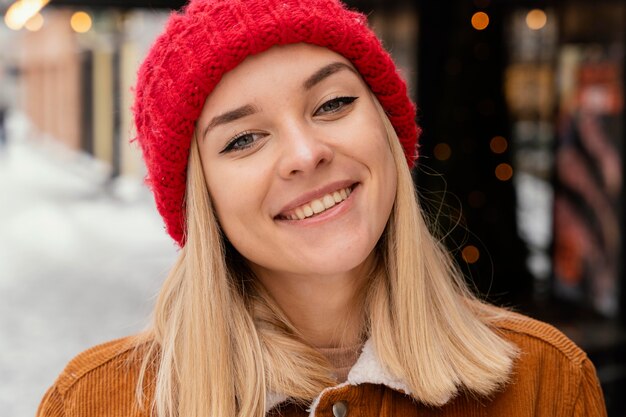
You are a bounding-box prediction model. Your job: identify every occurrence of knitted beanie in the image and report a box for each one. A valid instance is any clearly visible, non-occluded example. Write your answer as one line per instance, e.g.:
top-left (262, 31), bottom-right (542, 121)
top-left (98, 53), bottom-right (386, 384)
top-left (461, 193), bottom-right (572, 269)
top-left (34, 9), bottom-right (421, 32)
top-left (133, 0), bottom-right (420, 246)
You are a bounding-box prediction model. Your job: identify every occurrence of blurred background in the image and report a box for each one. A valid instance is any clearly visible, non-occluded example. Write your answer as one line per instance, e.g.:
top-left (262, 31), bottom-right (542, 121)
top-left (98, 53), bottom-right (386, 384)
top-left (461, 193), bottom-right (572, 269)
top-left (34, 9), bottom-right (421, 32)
top-left (0, 0), bottom-right (624, 415)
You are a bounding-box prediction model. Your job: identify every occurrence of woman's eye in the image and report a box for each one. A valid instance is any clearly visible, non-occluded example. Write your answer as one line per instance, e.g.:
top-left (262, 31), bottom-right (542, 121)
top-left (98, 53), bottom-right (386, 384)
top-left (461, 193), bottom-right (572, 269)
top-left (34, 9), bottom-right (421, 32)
top-left (315, 96), bottom-right (358, 116)
top-left (221, 132), bottom-right (265, 153)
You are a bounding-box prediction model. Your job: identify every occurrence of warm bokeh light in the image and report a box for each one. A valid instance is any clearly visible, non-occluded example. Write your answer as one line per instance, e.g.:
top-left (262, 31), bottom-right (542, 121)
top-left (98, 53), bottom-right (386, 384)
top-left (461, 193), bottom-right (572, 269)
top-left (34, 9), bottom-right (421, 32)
top-left (70, 11), bottom-right (92, 33)
top-left (490, 136), bottom-right (508, 154)
top-left (4, 0), bottom-right (50, 31)
top-left (24, 12), bottom-right (43, 31)
top-left (526, 9), bottom-right (547, 30)
top-left (495, 163), bottom-right (513, 181)
top-left (434, 143), bottom-right (452, 161)
top-left (471, 12), bottom-right (489, 30)
top-left (462, 245), bottom-right (480, 264)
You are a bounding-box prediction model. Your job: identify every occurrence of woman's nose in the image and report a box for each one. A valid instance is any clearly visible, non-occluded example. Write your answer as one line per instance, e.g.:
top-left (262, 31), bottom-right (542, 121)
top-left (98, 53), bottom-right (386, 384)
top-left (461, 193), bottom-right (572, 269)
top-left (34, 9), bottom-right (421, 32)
top-left (277, 124), bottom-right (334, 178)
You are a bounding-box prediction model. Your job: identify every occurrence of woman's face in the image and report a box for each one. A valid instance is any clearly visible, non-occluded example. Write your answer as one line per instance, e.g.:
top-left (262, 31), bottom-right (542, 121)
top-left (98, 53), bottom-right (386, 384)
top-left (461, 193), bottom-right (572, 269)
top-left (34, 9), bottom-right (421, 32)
top-left (196, 43), bottom-right (397, 280)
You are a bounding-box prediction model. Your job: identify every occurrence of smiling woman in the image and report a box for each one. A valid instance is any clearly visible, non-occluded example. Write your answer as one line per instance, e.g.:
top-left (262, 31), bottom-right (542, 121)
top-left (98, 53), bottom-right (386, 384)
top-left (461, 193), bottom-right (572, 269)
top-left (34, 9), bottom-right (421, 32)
top-left (198, 45), bottom-right (396, 291)
top-left (37, 0), bottom-right (607, 417)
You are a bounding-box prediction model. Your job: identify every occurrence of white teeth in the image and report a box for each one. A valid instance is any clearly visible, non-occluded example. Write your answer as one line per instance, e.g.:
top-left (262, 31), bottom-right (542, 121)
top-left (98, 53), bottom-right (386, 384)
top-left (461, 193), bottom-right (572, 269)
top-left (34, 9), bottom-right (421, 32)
top-left (322, 195), bottom-right (336, 209)
top-left (311, 199), bottom-right (325, 214)
top-left (281, 186), bottom-right (354, 220)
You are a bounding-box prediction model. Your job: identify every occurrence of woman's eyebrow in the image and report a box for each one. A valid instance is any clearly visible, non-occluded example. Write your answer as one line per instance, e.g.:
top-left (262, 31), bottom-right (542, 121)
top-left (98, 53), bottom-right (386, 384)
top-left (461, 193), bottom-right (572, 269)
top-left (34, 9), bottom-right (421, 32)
top-left (303, 62), bottom-right (358, 90)
top-left (202, 104), bottom-right (258, 140)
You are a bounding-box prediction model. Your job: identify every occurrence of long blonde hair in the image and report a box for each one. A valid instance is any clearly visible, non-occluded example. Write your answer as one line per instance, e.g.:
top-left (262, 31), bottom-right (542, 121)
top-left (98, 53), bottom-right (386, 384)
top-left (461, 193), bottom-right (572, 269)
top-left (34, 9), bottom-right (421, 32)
top-left (136, 98), bottom-right (518, 417)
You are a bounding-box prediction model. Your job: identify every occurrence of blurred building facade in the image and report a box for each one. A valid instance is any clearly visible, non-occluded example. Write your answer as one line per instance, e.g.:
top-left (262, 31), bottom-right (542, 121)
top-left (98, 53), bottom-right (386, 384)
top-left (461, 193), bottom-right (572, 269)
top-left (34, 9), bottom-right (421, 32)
top-left (2, 0), bottom-right (625, 414)
top-left (9, 7), bottom-right (169, 178)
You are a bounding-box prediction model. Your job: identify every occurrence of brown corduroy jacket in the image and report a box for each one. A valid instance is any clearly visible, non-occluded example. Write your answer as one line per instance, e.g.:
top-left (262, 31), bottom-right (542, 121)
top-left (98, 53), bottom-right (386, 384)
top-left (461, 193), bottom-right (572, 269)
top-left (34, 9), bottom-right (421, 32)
top-left (37, 313), bottom-right (607, 417)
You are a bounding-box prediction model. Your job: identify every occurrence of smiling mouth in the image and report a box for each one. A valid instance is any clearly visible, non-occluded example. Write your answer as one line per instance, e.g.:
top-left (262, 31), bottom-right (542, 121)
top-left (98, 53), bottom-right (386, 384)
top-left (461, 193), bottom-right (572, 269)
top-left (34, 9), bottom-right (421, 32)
top-left (276, 184), bottom-right (357, 221)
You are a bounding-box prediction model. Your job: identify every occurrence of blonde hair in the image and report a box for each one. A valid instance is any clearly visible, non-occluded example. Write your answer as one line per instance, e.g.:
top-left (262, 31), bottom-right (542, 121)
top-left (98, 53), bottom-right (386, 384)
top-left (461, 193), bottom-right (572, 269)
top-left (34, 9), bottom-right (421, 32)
top-left (136, 98), bottom-right (518, 417)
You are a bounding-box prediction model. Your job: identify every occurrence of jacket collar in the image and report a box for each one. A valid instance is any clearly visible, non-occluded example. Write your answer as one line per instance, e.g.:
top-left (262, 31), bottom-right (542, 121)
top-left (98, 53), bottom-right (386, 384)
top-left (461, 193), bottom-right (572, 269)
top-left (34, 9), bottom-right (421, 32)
top-left (265, 339), bottom-right (413, 413)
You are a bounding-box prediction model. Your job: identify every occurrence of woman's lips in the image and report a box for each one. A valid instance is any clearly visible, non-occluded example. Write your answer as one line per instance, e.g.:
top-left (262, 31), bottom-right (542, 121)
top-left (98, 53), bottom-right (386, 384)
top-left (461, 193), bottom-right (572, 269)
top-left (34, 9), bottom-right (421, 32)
top-left (276, 183), bottom-right (357, 220)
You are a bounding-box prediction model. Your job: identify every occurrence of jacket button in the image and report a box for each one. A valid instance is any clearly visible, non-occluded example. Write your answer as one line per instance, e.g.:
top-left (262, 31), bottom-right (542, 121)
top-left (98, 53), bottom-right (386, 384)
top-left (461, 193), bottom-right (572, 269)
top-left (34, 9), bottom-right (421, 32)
top-left (332, 401), bottom-right (348, 417)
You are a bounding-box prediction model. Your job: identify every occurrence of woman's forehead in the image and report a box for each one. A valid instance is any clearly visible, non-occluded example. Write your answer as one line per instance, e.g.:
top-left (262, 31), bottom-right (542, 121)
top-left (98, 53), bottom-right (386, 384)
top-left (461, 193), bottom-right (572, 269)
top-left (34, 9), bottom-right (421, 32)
top-left (198, 43), bottom-right (360, 119)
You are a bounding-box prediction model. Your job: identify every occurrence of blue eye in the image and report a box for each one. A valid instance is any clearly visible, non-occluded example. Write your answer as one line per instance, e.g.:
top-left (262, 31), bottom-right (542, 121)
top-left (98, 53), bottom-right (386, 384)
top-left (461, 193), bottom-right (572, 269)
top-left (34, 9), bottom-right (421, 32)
top-left (221, 131), bottom-right (265, 153)
top-left (315, 96), bottom-right (358, 115)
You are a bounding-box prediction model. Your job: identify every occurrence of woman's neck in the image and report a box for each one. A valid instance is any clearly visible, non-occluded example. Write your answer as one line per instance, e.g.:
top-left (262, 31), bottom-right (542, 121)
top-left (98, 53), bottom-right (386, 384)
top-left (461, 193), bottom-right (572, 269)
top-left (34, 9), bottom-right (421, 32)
top-left (252, 265), bottom-right (369, 348)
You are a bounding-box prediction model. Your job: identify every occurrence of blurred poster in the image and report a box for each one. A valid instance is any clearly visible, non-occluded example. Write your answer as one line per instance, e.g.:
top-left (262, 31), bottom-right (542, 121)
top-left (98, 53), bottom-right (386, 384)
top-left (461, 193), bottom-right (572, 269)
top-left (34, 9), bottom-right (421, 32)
top-left (553, 44), bottom-right (623, 316)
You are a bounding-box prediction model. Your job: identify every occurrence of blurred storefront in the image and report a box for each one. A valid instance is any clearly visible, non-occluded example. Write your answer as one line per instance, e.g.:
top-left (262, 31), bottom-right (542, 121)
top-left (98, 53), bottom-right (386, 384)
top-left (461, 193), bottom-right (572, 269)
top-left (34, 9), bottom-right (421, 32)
top-left (501, 1), bottom-right (624, 320)
top-left (4, 5), bottom-right (169, 178)
top-left (2, 0), bottom-right (625, 414)
top-left (501, 4), bottom-right (625, 412)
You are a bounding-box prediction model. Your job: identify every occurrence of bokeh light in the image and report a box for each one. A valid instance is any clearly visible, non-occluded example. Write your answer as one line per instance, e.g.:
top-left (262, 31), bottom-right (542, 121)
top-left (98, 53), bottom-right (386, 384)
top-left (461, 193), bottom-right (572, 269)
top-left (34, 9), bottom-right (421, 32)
top-left (490, 136), bottom-right (508, 154)
top-left (526, 9), bottom-right (547, 30)
top-left (4, 0), bottom-right (49, 31)
top-left (471, 12), bottom-right (489, 30)
top-left (24, 12), bottom-right (44, 31)
top-left (434, 143), bottom-right (452, 161)
top-left (462, 245), bottom-right (480, 264)
top-left (70, 11), bottom-right (92, 33)
top-left (495, 163), bottom-right (513, 181)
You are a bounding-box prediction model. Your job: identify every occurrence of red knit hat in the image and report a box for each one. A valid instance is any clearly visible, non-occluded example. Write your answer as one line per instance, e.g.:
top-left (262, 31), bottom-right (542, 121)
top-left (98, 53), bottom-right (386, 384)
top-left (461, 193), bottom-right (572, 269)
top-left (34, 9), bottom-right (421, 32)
top-left (133, 0), bottom-right (420, 246)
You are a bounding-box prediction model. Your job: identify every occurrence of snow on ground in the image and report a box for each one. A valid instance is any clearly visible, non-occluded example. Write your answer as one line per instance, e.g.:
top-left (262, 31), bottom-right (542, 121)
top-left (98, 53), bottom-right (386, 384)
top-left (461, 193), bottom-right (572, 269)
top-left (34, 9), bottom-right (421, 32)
top-left (0, 114), bottom-right (177, 417)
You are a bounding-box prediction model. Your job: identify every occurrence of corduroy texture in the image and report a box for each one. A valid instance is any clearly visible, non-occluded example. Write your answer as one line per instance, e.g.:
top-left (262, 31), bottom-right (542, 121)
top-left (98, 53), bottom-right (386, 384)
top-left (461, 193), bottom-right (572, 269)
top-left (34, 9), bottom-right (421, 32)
top-left (37, 312), bottom-right (607, 417)
top-left (133, 0), bottom-right (420, 246)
